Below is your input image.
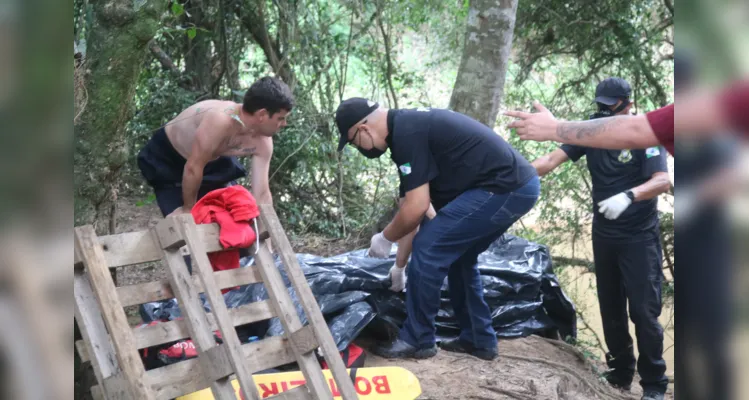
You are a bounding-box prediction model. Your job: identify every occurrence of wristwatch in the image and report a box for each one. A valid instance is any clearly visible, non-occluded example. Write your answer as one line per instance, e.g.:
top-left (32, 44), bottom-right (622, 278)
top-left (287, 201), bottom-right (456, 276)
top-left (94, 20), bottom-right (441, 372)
top-left (624, 190), bottom-right (635, 202)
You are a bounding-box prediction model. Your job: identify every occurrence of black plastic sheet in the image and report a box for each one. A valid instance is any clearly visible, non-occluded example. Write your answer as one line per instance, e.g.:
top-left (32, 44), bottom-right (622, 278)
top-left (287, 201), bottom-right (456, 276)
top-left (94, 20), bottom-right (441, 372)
top-left (289, 234), bottom-right (577, 342)
top-left (139, 233), bottom-right (576, 360)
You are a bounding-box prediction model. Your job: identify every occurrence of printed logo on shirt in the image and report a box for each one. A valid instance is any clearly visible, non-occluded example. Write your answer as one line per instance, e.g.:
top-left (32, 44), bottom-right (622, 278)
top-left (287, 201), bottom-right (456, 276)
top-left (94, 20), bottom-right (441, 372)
top-left (617, 150), bottom-right (633, 163)
top-left (399, 163), bottom-right (412, 176)
top-left (645, 146), bottom-right (661, 158)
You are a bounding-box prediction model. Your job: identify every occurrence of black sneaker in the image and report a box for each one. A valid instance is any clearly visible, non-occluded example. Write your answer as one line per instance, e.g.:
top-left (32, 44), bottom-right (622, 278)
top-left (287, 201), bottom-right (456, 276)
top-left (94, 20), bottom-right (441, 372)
top-left (438, 338), bottom-right (498, 361)
top-left (371, 338), bottom-right (437, 359)
top-left (602, 370), bottom-right (633, 391)
top-left (641, 391), bottom-right (664, 400)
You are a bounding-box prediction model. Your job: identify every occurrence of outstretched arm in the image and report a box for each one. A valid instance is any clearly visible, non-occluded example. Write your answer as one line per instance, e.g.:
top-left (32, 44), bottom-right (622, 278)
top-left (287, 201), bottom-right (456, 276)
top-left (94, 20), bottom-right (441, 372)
top-left (505, 102), bottom-right (660, 150)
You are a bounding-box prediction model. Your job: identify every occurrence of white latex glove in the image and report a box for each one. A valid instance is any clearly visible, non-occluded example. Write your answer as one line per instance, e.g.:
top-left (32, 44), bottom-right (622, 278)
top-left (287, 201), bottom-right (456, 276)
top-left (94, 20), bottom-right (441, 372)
top-left (597, 192), bottom-right (632, 220)
top-left (388, 264), bottom-right (406, 292)
top-left (367, 232), bottom-right (393, 258)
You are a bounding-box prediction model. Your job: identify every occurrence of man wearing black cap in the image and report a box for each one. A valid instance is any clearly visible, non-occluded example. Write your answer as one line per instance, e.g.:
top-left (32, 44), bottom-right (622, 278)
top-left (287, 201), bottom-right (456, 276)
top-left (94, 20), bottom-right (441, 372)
top-left (530, 78), bottom-right (671, 400)
top-left (334, 98), bottom-right (539, 360)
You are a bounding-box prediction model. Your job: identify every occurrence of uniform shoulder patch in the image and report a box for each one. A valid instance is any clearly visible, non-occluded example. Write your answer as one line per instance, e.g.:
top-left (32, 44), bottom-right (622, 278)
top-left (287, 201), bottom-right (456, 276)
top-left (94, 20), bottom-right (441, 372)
top-left (645, 146), bottom-right (661, 158)
top-left (399, 163), bottom-right (412, 176)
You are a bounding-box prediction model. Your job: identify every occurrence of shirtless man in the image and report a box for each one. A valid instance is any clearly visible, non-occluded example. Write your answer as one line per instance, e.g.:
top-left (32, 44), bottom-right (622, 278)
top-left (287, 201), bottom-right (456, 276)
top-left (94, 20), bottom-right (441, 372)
top-left (137, 76), bottom-right (294, 218)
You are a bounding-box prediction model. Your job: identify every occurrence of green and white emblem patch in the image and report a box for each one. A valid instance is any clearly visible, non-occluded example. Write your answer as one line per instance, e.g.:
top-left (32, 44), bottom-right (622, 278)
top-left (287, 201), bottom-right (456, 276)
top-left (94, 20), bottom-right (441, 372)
top-left (399, 163), bottom-right (412, 176)
top-left (645, 146), bottom-right (661, 158)
top-left (617, 150), bottom-right (633, 163)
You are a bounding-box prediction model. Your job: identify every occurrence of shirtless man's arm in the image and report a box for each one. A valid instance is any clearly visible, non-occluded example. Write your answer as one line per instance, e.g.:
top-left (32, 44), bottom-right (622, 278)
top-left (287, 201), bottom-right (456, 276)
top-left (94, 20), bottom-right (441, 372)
top-left (249, 136), bottom-right (274, 251)
top-left (250, 137), bottom-right (273, 206)
top-left (180, 111), bottom-right (235, 213)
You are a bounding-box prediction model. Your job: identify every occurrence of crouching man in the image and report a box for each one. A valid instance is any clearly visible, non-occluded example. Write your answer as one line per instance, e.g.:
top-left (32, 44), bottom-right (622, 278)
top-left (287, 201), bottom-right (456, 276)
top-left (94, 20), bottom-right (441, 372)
top-left (334, 98), bottom-right (539, 360)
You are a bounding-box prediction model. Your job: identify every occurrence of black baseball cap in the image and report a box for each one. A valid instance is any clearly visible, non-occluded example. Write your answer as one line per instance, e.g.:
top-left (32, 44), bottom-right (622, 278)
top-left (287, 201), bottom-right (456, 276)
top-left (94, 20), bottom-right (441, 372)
top-left (594, 77), bottom-right (632, 105)
top-left (335, 97), bottom-right (379, 151)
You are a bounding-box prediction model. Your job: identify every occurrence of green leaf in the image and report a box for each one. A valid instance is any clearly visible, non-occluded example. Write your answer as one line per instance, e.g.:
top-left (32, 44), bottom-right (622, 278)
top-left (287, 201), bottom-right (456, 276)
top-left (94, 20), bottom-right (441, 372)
top-left (187, 27), bottom-right (197, 40)
top-left (136, 193), bottom-right (156, 207)
top-left (171, 2), bottom-right (185, 16)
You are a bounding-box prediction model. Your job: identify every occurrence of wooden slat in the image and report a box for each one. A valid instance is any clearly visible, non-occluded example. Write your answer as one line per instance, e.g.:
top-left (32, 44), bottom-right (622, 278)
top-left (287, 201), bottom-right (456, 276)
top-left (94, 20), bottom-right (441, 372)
top-left (177, 214), bottom-right (262, 400)
top-left (268, 384), bottom-right (313, 400)
top-left (72, 224), bottom-right (270, 269)
top-left (200, 345), bottom-right (234, 382)
top-left (75, 338), bottom-right (90, 363)
top-left (254, 242), bottom-right (333, 400)
top-left (134, 300), bottom-right (275, 349)
top-left (117, 266), bottom-right (264, 307)
top-left (97, 224), bottom-right (218, 268)
top-left (155, 219), bottom-right (237, 400)
top-left (75, 225), bottom-right (153, 399)
top-left (289, 325), bottom-right (319, 355)
top-left (102, 374), bottom-right (130, 400)
top-left (91, 384), bottom-right (104, 400)
top-left (148, 335), bottom-right (296, 399)
top-left (259, 204), bottom-right (359, 400)
top-left (73, 272), bottom-right (118, 379)
top-left (76, 298), bottom-right (277, 365)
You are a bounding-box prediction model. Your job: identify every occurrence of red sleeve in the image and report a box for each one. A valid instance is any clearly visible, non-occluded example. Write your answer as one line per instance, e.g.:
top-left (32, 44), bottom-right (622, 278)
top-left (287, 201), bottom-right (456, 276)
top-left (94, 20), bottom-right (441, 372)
top-left (719, 82), bottom-right (749, 135)
top-left (645, 104), bottom-right (674, 156)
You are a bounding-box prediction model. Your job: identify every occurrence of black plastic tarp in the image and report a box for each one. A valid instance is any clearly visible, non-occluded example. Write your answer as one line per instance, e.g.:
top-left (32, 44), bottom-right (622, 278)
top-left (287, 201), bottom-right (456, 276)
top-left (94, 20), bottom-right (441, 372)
top-left (139, 233), bottom-right (576, 359)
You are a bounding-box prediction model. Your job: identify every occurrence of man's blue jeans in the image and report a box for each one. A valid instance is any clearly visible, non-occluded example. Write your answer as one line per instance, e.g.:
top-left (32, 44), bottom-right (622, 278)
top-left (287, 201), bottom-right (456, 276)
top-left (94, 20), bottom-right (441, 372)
top-left (399, 176), bottom-right (540, 350)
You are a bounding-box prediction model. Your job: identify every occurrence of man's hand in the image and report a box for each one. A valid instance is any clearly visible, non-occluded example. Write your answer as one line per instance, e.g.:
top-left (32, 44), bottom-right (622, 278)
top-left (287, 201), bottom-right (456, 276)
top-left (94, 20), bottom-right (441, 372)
top-left (367, 232), bottom-right (393, 258)
top-left (504, 101), bottom-right (559, 142)
top-left (167, 207), bottom-right (189, 218)
top-left (388, 264), bottom-right (406, 292)
top-left (597, 192), bottom-right (632, 220)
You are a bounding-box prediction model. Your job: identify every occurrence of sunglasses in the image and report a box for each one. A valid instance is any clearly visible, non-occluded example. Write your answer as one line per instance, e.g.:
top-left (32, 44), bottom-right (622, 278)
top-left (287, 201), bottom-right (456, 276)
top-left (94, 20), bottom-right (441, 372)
top-left (349, 119), bottom-right (367, 145)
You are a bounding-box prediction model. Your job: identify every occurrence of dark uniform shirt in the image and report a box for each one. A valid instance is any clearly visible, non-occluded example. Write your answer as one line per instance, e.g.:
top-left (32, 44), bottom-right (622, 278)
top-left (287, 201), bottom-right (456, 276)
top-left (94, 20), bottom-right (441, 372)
top-left (560, 144), bottom-right (669, 242)
top-left (386, 107), bottom-right (537, 210)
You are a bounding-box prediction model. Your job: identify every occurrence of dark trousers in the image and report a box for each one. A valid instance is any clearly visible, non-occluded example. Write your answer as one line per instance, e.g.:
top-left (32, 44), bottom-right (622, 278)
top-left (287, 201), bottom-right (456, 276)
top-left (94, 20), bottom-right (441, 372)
top-left (592, 236), bottom-right (668, 393)
top-left (399, 176), bottom-right (540, 350)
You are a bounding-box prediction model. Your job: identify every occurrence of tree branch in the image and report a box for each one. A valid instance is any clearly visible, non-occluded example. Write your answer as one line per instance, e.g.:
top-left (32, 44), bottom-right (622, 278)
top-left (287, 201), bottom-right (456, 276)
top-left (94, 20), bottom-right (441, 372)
top-left (236, 0), bottom-right (294, 85)
top-left (211, 0), bottom-right (229, 96)
top-left (663, 0), bottom-right (674, 16)
top-left (148, 41), bottom-right (180, 73)
top-left (269, 132), bottom-right (316, 182)
top-left (305, 11), bottom-right (377, 98)
top-left (375, 0), bottom-right (398, 108)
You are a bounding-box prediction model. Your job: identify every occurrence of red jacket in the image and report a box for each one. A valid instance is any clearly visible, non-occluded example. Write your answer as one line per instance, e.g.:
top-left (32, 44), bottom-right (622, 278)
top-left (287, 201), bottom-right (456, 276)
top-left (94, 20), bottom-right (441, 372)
top-left (191, 186), bottom-right (259, 292)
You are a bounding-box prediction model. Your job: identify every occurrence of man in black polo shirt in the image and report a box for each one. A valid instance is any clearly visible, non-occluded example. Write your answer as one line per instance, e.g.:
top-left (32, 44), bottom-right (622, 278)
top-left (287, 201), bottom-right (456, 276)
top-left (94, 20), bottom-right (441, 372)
top-left (334, 98), bottom-right (539, 360)
top-left (531, 78), bottom-right (671, 400)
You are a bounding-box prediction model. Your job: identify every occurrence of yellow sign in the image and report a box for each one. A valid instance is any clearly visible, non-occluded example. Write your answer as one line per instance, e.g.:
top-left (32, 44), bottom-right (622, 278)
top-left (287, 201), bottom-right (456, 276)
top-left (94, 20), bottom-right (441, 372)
top-left (177, 366), bottom-right (422, 400)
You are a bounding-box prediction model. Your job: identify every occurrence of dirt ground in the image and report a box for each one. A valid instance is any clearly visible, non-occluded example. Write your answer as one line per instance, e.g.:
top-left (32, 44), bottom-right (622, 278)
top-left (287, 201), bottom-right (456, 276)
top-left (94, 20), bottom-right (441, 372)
top-left (359, 335), bottom-right (673, 400)
top-left (112, 196), bottom-right (674, 400)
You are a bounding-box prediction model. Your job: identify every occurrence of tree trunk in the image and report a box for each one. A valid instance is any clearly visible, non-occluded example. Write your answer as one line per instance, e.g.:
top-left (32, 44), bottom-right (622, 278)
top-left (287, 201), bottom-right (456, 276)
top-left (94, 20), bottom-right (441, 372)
top-left (184, 0), bottom-right (216, 94)
top-left (73, 0), bottom-right (164, 232)
top-left (449, 0), bottom-right (518, 127)
top-left (237, 0), bottom-right (297, 89)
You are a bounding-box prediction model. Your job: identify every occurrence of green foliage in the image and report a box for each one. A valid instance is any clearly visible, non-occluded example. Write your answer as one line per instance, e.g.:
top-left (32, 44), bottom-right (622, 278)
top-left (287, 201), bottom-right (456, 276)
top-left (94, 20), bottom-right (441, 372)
top-left (171, 2), bottom-right (185, 17)
top-left (135, 193), bottom-right (156, 207)
top-left (77, 0), bottom-right (673, 258)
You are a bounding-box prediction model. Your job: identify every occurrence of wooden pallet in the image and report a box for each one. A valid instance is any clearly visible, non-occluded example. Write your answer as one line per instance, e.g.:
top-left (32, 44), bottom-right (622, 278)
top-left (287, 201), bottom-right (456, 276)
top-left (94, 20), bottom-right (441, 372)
top-left (74, 204), bottom-right (359, 400)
